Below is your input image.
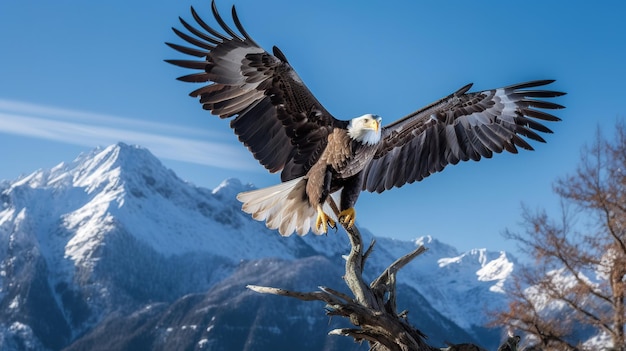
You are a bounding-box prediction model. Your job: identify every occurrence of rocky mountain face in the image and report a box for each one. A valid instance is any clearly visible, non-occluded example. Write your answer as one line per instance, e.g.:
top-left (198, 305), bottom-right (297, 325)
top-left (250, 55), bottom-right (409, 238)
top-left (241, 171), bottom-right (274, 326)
top-left (0, 143), bottom-right (515, 350)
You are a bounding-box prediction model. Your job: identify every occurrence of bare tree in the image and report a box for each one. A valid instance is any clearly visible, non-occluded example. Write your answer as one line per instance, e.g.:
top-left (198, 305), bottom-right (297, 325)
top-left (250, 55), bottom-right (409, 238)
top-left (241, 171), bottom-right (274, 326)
top-left (493, 120), bottom-right (626, 350)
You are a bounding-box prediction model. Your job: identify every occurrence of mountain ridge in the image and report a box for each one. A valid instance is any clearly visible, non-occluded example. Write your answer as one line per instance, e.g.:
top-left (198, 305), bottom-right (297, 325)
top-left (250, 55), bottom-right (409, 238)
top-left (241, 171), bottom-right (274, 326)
top-left (0, 142), bottom-right (513, 350)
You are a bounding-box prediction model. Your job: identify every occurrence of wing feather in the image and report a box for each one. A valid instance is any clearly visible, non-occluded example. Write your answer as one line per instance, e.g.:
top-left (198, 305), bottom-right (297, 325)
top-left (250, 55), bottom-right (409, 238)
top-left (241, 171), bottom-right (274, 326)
top-left (474, 125), bottom-right (501, 153)
top-left (170, 28), bottom-right (215, 51)
top-left (190, 6), bottom-right (229, 42)
top-left (210, 1), bottom-right (244, 41)
top-left (363, 80), bottom-right (565, 193)
top-left (165, 42), bottom-right (207, 58)
top-left (166, 59), bottom-right (210, 70)
top-left (521, 108), bottom-right (562, 121)
top-left (178, 16), bottom-right (221, 45)
top-left (166, 0), bottom-right (342, 179)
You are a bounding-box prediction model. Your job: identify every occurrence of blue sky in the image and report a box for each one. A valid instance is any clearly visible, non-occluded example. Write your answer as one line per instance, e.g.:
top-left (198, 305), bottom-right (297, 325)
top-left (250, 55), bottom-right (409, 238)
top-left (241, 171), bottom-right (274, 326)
top-left (1, 1), bottom-right (625, 256)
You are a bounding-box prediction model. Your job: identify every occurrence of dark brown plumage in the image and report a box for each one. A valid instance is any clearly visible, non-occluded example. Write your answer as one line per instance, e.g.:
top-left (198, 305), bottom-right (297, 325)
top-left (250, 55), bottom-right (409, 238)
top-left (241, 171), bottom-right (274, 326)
top-left (166, 1), bottom-right (565, 236)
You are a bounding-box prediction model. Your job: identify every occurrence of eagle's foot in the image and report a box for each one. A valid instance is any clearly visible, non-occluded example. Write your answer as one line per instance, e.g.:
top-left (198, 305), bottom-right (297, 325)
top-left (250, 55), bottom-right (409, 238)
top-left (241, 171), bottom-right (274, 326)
top-left (315, 206), bottom-right (336, 234)
top-left (338, 207), bottom-right (356, 228)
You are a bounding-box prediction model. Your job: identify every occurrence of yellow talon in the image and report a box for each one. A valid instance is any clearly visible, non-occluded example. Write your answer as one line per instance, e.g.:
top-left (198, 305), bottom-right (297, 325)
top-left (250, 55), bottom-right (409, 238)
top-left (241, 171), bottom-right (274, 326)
top-left (339, 207), bottom-right (356, 228)
top-left (315, 206), bottom-right (336, 234)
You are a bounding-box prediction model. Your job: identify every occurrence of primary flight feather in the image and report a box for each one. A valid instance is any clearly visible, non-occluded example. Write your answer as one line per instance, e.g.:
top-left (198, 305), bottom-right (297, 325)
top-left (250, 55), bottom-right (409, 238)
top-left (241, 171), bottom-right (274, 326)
top-left (166, 1), bottom-right (565, 236)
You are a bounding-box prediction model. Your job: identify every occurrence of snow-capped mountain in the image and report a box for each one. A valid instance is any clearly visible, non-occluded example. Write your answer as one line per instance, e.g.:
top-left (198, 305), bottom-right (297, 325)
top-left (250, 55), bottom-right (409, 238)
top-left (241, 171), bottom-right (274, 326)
top-left (0, 143), bottom-right (515, 350)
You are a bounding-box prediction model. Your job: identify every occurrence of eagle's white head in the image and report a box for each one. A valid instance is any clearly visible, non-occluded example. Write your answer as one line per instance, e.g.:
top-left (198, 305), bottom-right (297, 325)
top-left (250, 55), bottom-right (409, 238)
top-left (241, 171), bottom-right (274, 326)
top-left (347, 114), bottom-right (382, 146)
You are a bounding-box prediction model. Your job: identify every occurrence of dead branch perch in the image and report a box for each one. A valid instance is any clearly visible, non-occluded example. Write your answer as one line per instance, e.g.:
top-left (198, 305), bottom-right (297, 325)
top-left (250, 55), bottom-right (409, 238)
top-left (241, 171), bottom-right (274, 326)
top-left (247, 196), bottom-right (435, 350)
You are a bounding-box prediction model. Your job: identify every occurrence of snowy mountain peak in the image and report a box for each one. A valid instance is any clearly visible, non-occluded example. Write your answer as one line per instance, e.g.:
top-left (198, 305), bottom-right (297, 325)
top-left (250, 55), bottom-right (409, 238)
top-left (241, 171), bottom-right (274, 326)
top-left (476, 251), bottom-right (515, 293)
top-left (7, 143), bottom-right (166, 195)
top-left (211, 178), bottom-right (254, 202)
top-left (437, 248), bottom-right (515, 288)
top-left (413, 235), bottom-right (459, 257)
top-left (70, 143), bottom-right (175, 192)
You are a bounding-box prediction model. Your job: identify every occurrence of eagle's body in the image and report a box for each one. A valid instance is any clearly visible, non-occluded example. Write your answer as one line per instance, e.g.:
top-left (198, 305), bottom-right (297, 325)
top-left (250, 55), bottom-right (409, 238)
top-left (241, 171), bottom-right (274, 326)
top-left (166, 1), bottom-right (565, 236)
top-left (239, 114), bottom-right (381, 235)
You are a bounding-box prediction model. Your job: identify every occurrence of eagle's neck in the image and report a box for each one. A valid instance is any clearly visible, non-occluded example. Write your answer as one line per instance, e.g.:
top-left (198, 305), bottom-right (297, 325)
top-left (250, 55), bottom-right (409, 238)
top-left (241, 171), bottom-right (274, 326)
top-left (349, 129), bottom-right (381, 146)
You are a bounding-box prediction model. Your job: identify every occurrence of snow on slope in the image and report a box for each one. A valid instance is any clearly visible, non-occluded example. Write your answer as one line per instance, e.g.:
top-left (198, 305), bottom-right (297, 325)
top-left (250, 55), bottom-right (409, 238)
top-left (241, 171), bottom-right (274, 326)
top-left (3, 143), bottom-right (343, 264)
top-left (0, 142), bottom-right (516, 349)
top-left (363, 234), bottom-right (514, 330)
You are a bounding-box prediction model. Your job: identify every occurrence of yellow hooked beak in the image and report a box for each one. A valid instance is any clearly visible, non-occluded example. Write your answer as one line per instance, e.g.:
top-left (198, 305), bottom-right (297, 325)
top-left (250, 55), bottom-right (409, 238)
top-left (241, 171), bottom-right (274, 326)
top-left (373, 117), bottom-right (381, 132)
top-left (367, 117), bottom-right (381, 133)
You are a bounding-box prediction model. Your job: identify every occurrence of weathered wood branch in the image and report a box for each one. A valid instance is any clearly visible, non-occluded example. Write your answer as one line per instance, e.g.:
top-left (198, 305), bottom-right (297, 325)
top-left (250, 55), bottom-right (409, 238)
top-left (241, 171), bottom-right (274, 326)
top-left (248, 197), bottom-right (434, 350)
top-left (327, 198), bottom-right (375, 306)
top-left (246, 285), bottom-right (342, 304)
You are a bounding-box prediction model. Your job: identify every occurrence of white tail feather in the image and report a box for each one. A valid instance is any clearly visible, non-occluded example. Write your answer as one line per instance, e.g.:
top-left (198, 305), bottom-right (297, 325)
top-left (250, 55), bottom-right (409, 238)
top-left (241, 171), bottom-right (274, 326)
top-left (237, 177), bottom-right (323, 236)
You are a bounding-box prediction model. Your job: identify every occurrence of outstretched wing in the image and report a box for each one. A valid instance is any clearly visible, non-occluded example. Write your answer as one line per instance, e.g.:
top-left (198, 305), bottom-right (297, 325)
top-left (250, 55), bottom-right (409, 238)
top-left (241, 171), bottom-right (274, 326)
top-left (166, 1), bottom-right (344, 181)
top-left (362, 80), bottom-right (565, 193)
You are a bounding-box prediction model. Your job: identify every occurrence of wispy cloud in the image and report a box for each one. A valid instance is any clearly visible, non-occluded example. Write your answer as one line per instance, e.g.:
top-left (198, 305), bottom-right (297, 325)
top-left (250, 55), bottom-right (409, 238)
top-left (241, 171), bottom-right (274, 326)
top-left (0, 99), bottom-right (257, 171)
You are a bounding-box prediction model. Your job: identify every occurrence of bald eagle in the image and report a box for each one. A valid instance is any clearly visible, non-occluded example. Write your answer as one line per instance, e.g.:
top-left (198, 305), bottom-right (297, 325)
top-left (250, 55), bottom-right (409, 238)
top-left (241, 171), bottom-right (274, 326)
top-left (166, 2), bottom-right (565, 236)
